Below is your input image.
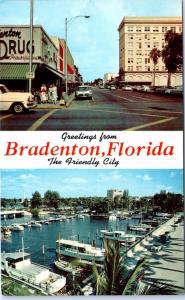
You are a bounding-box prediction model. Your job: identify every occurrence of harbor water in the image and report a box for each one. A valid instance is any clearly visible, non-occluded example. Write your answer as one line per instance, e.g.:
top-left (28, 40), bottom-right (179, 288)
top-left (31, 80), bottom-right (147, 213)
top-left (1, 215), bottom-right (139, 269)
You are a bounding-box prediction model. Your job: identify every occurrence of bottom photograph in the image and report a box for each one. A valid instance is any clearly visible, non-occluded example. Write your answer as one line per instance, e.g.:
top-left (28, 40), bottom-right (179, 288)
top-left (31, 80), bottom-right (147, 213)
top-left (1, 169), bottom-right (184, 296)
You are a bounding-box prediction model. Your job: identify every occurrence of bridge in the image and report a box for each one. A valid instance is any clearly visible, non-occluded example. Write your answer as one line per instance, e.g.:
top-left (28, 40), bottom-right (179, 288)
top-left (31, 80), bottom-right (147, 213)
top-left (1, 210), bottom-right (30, 219)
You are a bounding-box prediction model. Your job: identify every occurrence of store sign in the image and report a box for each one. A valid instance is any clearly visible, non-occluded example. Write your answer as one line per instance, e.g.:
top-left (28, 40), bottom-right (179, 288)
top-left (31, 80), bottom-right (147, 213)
top-left (0, 28), bottom-right (35, 60)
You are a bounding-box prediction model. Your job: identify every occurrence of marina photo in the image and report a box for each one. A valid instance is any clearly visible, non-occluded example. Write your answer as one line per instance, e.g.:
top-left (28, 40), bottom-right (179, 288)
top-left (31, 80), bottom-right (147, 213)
top-left (1, 169), bottom-right (184, 295)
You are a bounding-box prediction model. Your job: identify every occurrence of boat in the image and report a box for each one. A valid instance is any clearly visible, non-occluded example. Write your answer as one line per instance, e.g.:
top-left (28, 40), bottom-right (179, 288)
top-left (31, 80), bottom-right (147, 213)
top-left (56, 239), bottom-right (105, 263)
top-left (11, 224), bottom-right (24, 231)
top-left (1, 251), bottom-right (66, 294)
top-left (54, 259), bottom-right (84, 274)
top-left (109, 214), bottom-right (117, 220)
top-left (127, 224), bottom-right (151, 233)
top-left (100, 230), bottom-right (137, 243)
top-left (77, 214), bottom-right (85, 219)
top-left (31, 222), bottom-right (42, 228)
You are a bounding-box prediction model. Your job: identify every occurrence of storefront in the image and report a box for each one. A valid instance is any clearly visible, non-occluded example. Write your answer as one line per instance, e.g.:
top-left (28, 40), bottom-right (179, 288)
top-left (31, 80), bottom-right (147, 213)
top-left (0, 25), bottom-right (65, 92)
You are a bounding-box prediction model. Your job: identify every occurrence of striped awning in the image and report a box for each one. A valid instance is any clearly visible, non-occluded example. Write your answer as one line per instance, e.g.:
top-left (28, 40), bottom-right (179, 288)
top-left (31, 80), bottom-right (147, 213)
top-left (0, 63), bottom-right (37, 80)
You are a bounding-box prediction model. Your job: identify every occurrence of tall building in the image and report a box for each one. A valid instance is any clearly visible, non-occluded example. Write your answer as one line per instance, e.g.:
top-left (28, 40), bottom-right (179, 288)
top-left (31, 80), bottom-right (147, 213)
top-left (107, 189), bottom-right (123, 201)
top-left (104, 73), bottom-right (119, 83)
top-left (118, 17), bottom-right (182, 86)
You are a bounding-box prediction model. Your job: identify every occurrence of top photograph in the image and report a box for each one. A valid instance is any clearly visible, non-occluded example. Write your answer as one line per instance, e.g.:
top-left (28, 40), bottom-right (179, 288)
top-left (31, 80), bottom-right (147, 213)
top-left (0, 0), bottom-right (183, 131)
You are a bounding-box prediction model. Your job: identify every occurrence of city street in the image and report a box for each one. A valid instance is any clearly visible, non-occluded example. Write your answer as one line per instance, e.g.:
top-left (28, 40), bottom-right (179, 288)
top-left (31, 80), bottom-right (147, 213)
top-left (0, 88), bottom-right (183, 131)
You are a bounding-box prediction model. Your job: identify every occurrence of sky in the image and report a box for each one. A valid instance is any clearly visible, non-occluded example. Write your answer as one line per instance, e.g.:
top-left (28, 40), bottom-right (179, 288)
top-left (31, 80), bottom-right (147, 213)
top-left (0, 169), bottom-right (183, 198)
top-left (0, 0), bottom-right (182, 81)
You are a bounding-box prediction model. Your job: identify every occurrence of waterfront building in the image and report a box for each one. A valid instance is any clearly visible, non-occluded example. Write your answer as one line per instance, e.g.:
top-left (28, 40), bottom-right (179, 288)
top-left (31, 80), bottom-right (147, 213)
top-left (0, 25), bottom-right (72, 92)
top-left (118, 17), bottom-right (182, 86)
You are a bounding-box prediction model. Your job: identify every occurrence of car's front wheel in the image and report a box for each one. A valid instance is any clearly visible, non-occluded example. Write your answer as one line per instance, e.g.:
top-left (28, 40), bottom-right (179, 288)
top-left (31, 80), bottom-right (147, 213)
top-left (12, 103), bottom-right (25, 114)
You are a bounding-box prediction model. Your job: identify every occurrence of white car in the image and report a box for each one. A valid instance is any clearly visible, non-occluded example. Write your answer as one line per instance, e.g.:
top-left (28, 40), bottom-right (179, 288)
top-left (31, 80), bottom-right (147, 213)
top-left (75, 85), bottom-right (92, 100)
top-left (122, 85), bottom-right (133, 91)
top-left (109, 85), bottom-right (116, 90)
top-left (0, 84), bottom-right (36, 114)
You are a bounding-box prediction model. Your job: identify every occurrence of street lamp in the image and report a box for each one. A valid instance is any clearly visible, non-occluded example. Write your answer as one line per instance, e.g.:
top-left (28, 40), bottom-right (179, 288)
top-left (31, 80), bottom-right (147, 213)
top-left (65, 15), bottom-right (90, 100)
top-left (29, 0), bottom-right (34, 94)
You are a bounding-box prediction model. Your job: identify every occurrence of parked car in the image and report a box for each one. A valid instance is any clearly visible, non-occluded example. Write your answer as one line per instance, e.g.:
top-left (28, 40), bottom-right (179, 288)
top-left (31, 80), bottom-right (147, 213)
top-left (109, 85), bottom-right (116, 90)
top-left (165, 85), bottom-right (183, 95)
top-left (0, 84), bottom-right (36, 114)
top-left (75, 85), bottom-right (93, 100)
top-left (132, 85), bottom-right (143, 92)
top-left (154, 86), bottom-right (167, 94)
top-left (140, 85), bottom-right (151, 92)
top-left (122, 85), bottom-right (133, 91)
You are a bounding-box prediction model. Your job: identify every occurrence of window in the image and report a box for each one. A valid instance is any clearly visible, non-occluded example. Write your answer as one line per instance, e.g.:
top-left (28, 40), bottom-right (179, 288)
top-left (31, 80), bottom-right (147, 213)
top-left (145, 42), bottom-right (150, 48)
top-left (128, 58), bottom-right (133, 64)
top-left (136, 26), bottom-right (142, 32)
top-left (153, 26), bottom-right (159, 32)
top-left (145, 26), bottom-right (150, 32)
top-left (145, 58), bottom-right (150, 64)
top-left (127, 26), bottom-right (133, 32)
top-left (162, 42), bottom-right (165, 48)
top-left (179, 26), bottom-right (182, 32)
top-left (136, 50), bottom-right (142, 56)
top-left (128, 50), bottom-right (133, 56)
top-left (136, 66), bottom-right (142, 71)
top-left (170, 27), bottom-right (176, 33)
top-left (128, 42), bottom-right (133, 48)
top-left (128, 66), bottom-right (133, 71)
top-left (129, 34), bottom-right (133, 40)
top-left (147, 66), bottom-right (150, 71)
top-left (153, 42), bottom-right (159, 48)
top-left (137, 42), bottom-right (142, 49)
top-left (145, 34), bottom-right (150, 39)
top-left (162, 26), bottom-right (168, 33)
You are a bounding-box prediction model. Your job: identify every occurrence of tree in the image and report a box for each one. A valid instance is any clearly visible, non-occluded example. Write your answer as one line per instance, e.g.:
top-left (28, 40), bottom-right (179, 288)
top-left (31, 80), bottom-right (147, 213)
top-left (94, 240), bottom-right (179, 295)
top-left (31, 191), bottom-right (42, 209)
top-left (22, 198), bottom-right (30, 208)
top-left (44, 190), bottom-right (61, 210)
top-left (149, 48), bottom-right (161, 86)
top-left (162, 30), bottom-right (182, 87)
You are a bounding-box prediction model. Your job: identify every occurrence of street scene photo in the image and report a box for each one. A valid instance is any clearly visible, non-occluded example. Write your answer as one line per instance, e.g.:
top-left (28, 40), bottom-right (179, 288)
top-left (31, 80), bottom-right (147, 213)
top-left (1, 169), bottom-right (184, 295)
top-left (0, 0), bottom-right (183, 131)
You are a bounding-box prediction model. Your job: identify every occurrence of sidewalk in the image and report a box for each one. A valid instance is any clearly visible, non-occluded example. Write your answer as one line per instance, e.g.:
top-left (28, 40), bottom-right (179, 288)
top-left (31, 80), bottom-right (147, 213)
top-left (35, 92), bottom-right (75, 109)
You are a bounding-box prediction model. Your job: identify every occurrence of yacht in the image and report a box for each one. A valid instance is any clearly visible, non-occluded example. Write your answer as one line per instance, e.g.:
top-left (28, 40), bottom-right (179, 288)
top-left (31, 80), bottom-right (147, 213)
top-left (54, 259), bottom-right (84, 274)
top-left (11, 224), bottom-right (24, 231)
top-left (100, 230), bottom-right (137, 243)
top-left (1, 252), bottom-right (66, 294)
top-left (109, 214), bottom-right (117, 220)
top-left (77, 214), bottom-right (85, 219)
top-left (56, 239), bottom-right (105, 263)
top-left (31, 222), bottom-right (42, 228)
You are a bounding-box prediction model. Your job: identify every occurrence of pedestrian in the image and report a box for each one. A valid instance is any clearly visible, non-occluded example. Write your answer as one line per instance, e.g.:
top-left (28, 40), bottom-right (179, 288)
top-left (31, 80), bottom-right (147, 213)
top-left (52, 83), bottom-right (58, 104)
top-left (48, 84), bottom-right (53, 103)
top-left (40, 84), bottom-right (47, 103)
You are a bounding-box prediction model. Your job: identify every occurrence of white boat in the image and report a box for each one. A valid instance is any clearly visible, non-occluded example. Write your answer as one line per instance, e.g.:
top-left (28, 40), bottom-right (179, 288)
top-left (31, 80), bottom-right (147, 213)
top-left (56, 239), bottom-right (105, 262)
top-left (109, 214), bottom-right (117, 220)
top-left (11, 224), bottom-right (24, 231)
top-left (54, 259), bottom-right (83, 274)
top-left (100, 230), bottom-right (137, 243)
top-left (77, 214), bottom-right (85, 219)
top-left (31, 222), bottom-right (42, 228)
top-left (1, 252), bottom-right (66, 294)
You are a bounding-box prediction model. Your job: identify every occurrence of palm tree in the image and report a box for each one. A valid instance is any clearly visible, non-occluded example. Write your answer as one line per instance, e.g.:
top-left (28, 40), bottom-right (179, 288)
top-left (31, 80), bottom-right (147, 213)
top-left (93, 240), bottom-right (178, 295)
top-left (162, 30), bottom-right (182, 87)
top-left (149, 48), bottom-right (161, 86)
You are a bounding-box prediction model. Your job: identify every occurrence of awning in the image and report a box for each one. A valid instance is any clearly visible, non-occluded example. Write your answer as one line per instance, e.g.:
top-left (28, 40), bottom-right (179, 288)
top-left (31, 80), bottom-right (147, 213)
top-left (44, 65), bottom-right (65, 79)
top-left (0, 63), bottom-right (37, 80)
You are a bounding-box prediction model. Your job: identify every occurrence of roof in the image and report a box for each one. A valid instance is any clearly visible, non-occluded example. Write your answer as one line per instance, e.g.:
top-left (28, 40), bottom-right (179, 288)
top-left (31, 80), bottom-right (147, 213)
top-left (1, 252), bottom-right (30, 261)
top-left (0, 63), bottom-right (37, 80)
top-left (57, 239), bottom-right (101, 250)
top-left (118, 16), bottom-right (182, 31)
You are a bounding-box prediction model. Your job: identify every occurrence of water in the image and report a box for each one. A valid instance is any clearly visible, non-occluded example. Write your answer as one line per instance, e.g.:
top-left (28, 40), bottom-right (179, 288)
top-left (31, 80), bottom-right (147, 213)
top-left (1, 215), bottom-right (139, 269)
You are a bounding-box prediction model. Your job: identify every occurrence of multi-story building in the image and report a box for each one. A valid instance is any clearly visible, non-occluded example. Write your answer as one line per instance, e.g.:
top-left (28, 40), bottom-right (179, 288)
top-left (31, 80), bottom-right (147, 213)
top-left (104, 73), bottom-right (119, 83)
top-left (118, 17), bottom-right (182, 86)
top-left (0, 25), bottom-right (75, 92)
top-left (107, 189), bottom-right (123, 201)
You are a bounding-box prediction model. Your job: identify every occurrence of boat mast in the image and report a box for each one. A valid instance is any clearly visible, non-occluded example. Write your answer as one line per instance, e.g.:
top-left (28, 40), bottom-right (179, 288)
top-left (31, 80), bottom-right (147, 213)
top-left (22, 237), bottom-right (25, 261)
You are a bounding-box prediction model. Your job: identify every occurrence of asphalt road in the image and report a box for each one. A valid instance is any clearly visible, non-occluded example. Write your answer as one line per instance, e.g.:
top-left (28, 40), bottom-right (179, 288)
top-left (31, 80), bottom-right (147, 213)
top-left (0, 88), bottom-right (183, 131)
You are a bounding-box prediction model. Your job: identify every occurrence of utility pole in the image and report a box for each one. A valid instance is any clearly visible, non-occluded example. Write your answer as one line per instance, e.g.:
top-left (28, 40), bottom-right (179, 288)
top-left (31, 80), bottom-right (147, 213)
top-left (29, 0), bottom-right (34, 93)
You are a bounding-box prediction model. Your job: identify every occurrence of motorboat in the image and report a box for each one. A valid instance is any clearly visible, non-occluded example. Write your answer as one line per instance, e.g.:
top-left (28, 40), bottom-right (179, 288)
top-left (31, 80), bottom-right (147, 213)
top-left (11, 224), bottom-right (24, 231)
top-left (56, 239), bottom-right (105, 262)
top-left (1, 252), bottom-right (66, 294)
top-left (54, 259), bottom-right (84, 274)
top-left (31, 222), bottom-right (42, 228)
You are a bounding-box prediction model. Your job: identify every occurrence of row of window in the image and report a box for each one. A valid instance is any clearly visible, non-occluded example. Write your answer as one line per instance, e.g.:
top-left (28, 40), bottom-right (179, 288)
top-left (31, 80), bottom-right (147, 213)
top-left (127, 66), bottom-right (167, 71)
top-left (126, 42), bottom-right (165, 49)
top-left (127, 25), bottom-right (181, 33)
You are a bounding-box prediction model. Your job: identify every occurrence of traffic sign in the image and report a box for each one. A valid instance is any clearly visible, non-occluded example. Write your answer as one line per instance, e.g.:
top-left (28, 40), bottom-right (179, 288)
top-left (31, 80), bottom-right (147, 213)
top-left (26, 72), bottom-right (35, 79)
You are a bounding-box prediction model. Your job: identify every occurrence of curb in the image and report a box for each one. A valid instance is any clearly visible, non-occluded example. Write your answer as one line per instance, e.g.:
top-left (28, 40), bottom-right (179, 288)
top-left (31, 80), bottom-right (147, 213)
top-left (35, 93), bottom-right (75, 109)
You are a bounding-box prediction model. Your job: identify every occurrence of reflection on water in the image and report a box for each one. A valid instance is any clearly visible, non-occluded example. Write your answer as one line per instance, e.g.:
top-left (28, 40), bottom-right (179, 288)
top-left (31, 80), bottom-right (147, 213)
top-left (1, 215), bottom-right (139, 268)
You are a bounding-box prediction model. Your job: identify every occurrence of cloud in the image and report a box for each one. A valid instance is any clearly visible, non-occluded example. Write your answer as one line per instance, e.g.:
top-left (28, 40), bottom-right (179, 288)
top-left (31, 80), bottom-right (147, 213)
top-left (19, 174), bottom-right (38, 180)
top-left (63, 177), bottom-right (88, 184)
top-left (136, 174), bottom-right (152, 181)
top-left (96, 171), bottom-right (126, 183)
